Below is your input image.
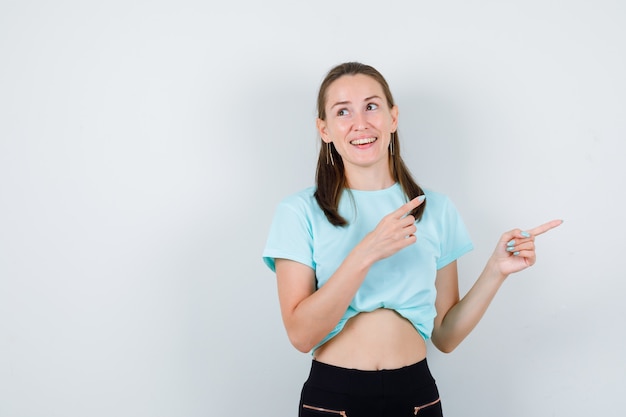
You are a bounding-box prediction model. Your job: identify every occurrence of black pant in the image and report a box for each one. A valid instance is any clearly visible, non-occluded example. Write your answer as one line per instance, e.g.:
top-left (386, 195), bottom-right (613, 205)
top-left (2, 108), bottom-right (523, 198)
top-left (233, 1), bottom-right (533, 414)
top-left (299, 359), bottom-right (444, 417)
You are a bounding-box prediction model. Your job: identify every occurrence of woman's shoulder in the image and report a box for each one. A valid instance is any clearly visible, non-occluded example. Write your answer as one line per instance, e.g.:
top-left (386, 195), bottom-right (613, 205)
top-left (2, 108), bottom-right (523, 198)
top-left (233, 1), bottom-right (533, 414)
top-left (276, 185), bottom-right (319, 211)
top-left (422, 187), bottom-right (452, 206)
top-left (421, 187), bottom-right (467, 222)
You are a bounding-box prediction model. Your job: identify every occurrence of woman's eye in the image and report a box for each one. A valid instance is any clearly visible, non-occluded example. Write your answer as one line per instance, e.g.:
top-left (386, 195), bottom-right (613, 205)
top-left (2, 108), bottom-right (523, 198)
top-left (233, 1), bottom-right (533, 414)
top-left (366, 103), bottom-right (379, 111)
top-left (337, 109), bottom-right (349, 116)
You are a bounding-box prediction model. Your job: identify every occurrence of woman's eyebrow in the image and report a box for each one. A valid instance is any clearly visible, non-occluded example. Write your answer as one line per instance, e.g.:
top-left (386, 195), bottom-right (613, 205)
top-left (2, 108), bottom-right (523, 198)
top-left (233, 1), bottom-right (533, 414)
top-left (330, 95), bottom-right (383, 109)
top-left (330, 100), bottom-right (351, 109)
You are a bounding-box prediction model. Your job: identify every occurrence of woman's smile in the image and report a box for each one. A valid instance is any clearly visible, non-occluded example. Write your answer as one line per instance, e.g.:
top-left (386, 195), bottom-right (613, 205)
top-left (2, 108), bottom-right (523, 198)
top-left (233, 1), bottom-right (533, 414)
top-left (350, 137), bottom-right (377, 147)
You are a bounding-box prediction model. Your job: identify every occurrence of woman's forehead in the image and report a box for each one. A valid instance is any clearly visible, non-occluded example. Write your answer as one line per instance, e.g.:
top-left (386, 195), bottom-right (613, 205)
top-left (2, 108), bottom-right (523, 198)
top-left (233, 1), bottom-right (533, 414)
top-left (325, 74), bottom-right (385, 103)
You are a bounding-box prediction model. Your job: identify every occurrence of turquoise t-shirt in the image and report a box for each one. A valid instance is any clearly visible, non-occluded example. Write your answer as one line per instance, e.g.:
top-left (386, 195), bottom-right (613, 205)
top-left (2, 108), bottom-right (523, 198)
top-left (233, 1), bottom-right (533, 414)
top-left (262, 183), bottom-right (473, 353)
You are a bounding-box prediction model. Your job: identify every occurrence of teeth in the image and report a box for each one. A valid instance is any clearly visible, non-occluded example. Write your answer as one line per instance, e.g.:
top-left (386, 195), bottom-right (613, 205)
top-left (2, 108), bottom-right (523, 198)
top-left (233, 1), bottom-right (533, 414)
top-left (351, 137), bottom-right (376, 145)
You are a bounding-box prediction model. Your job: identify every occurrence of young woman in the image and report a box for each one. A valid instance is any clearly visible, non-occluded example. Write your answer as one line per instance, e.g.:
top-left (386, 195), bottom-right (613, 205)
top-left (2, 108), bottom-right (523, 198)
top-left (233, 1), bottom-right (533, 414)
top-left (263, 62), bottom-right (561, 417)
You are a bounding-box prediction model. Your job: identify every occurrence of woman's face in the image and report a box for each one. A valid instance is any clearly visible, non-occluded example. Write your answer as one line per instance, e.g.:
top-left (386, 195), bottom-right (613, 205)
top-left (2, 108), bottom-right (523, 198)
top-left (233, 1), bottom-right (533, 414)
top-left (317, 74), bottom-right (398, 174)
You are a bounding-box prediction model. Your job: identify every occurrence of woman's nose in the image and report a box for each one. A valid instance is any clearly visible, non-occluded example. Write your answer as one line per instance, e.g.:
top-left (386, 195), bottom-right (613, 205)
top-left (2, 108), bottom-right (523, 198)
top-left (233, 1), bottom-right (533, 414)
top-left (353, 111), bottom-right (368, 130)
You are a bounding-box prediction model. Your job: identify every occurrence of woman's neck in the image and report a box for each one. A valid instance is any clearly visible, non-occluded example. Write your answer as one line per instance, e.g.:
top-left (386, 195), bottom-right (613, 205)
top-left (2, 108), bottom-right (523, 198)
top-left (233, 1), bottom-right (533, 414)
top-left (345, 165), bottom-right (395, 191)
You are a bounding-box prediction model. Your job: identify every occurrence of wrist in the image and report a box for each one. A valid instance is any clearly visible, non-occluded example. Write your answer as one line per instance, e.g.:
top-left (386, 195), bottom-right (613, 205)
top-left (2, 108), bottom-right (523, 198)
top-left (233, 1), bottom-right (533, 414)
top-left (485, 256), bottom-right (508, 284)
top-left (352, 236), bottom-right (378, 270)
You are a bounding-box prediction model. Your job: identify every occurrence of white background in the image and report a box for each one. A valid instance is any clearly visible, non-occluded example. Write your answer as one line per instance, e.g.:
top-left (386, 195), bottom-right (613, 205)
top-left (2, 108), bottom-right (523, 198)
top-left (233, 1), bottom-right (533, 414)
top-left (1, 1), bottom-right (624, 416)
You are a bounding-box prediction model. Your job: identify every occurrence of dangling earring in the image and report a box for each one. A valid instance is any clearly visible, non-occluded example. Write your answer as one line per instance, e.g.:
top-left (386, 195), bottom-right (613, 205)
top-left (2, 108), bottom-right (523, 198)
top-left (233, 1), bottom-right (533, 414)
top-left (326, 142), bottom-right (335, 166)
top-left (389, 132), bottom-right (395, 156)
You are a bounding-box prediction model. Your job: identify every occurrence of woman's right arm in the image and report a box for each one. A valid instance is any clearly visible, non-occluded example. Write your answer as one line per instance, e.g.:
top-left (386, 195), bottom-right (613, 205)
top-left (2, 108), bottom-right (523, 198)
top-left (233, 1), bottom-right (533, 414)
top-left (274, 195), bottom-right (425, 353)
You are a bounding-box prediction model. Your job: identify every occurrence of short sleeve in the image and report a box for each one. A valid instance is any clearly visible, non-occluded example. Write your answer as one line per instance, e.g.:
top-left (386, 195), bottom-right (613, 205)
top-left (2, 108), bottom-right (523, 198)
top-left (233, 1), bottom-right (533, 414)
top-left (436, 197), bottom-right (474, 269)
top-left (262, 198), bottom-right (315, 273)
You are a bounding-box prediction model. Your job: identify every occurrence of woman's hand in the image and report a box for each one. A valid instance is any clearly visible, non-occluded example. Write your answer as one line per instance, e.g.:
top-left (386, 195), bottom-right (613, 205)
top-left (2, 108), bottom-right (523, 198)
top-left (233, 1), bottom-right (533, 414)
top-left (432, 219), bottom-right (563, 352)
top-left (360, 195), bottom-right (426, 264)
top-left (491, 219), bottom-right (563, 278)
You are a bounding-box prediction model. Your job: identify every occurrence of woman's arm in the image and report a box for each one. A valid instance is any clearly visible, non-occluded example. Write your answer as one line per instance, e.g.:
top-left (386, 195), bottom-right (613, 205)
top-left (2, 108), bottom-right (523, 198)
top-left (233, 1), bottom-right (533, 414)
top-left (431, 220), bottom-right (563, 353)
top-left (275, 253), bottom-right (370, 353)
top-left (275, 196), bottom-right (425, 353)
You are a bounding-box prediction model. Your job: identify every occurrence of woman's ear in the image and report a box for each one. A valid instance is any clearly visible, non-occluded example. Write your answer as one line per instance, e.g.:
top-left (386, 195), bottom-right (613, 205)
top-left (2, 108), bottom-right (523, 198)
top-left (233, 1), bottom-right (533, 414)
top-left (316, 118), bottom-right (331, 143)
top-left (390, 105), bottom-right (399, 132)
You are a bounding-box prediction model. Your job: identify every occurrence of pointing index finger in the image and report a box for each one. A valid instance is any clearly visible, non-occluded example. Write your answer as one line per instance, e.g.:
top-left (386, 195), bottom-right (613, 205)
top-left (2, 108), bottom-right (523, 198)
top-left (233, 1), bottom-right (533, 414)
top-left (528, 219), bottom-right (563, 237)
top-left (396, 195), bottom-right (426, 218)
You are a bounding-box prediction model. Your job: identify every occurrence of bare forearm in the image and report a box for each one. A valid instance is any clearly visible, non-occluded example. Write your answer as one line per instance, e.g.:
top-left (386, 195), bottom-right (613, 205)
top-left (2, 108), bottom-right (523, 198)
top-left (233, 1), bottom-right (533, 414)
top-left (432, 259), bottom-right (507, 353)
top-left (282, 246), bottom-right (374, 352)
top-left (431, 221), bottom-right (563, 353)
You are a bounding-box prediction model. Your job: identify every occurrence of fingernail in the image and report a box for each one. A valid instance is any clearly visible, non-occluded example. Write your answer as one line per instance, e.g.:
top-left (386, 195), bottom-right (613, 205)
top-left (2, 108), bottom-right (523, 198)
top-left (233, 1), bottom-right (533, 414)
top-left (521, 231), bottom-right (531, 238)
top-left (417, 195), bottom-right (426, 202)
top-left (507, 239), bottom-right (515, 247)
top-left (506, 246), bottom-right (515, 252)
top-left (513, 251), bottom-right (520, 256)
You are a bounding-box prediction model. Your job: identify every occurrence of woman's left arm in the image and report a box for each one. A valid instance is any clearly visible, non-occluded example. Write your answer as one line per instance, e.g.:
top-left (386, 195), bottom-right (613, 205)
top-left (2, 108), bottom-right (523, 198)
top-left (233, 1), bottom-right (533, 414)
top-left (430, 219), bottom-right (563, 353)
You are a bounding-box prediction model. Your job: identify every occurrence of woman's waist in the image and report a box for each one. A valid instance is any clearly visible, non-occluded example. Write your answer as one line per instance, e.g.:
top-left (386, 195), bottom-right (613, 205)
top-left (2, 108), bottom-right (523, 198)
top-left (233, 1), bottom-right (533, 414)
top-left (313, 308), bottom-right (427, 370)
top-left (305, 358), bottom-right (436, 396)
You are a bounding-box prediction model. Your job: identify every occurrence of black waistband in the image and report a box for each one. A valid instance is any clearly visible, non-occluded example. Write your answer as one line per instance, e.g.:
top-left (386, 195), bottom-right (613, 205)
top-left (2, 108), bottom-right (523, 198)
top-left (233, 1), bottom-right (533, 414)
top-left (305, 358), bottom-right (435, 396)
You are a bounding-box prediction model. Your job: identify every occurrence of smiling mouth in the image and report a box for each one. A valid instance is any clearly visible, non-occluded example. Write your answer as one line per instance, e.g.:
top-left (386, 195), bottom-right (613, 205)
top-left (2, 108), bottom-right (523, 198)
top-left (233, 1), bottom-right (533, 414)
top-left (350, 137), bottom-right (377, 145)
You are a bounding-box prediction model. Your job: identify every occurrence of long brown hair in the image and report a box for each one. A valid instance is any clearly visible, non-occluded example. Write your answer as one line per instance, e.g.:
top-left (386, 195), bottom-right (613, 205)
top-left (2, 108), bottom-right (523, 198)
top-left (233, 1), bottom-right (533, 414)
top-left (314, 62), bottom-right (426, 226)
